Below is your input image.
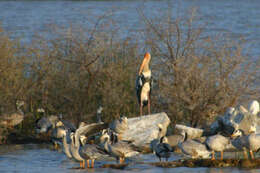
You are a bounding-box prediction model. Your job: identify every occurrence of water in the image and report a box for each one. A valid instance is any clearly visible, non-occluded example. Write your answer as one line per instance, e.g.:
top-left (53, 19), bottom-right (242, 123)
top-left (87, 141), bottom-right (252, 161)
top-left (0, 0), bottom-right (260, 58)
top-left (0, 144), bottom-right (259, 173)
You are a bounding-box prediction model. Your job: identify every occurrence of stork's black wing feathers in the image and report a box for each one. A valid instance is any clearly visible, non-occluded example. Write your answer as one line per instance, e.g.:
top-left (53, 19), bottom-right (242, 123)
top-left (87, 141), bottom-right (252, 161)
top-left (135, 74), bottom-right (145, 104)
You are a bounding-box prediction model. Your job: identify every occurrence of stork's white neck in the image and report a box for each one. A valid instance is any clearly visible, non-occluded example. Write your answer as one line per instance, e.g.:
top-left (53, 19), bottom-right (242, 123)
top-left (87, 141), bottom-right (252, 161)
top-left (142, 70), bottom-right (151, 78)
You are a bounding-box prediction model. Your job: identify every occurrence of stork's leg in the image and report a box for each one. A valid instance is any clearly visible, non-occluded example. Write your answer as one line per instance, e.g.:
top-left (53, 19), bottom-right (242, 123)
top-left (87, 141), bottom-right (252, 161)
top-left (211, 151), bottom-right (215, 160)
top-left (140, 104), bottom-right (143, 116)
top-left (220, 151), bottom-right (224, 160)
top-left (249, 150), bottom-right (255, 159)
top-left (148, 95), bottom-right (151, 115)
top-left (91, 159), bottom-right (95, 168)
top-left (80, 161), bottom-right (82, 168)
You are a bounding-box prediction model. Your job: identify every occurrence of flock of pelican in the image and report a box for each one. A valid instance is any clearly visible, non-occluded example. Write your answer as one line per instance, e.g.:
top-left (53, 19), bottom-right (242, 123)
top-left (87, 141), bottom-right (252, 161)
top-left (32, 52), bottom-right (259, 168)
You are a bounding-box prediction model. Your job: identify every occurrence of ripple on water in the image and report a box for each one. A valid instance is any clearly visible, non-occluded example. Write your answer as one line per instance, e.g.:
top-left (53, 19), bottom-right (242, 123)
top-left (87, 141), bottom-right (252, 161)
top-left (0, 144), bottom-right (260, 173)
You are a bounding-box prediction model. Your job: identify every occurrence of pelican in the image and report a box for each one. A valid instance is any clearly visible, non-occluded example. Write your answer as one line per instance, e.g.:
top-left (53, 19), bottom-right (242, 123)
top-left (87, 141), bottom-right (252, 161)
top-left (231, 127), bottom-right (260, 159)
top-left (0, 100), bottom-right (25, 128)
top-left (205, 134), bottom-right (231, 160)
top-left (136, 52), bottom-right (152, 116)
top-left (100, 130), bottom-right (139, 163)
top-left (154, 136), bottom-right (172, 162)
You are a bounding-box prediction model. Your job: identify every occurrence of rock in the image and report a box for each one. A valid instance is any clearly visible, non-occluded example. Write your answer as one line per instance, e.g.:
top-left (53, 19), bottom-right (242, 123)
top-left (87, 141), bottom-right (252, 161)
top-left (175, 124), bottom-right (204, 139)
top-left (119, 112), bottom-right (171, 148)
top-left (109, 116), bottom-right (128, 134)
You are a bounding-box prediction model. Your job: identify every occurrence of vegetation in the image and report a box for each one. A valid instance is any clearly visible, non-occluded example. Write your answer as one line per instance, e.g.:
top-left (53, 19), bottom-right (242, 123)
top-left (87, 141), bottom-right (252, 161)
top-left (139, 8), bottom-right (260, 127)
top-left (0, 6), bottom-right (259, 142)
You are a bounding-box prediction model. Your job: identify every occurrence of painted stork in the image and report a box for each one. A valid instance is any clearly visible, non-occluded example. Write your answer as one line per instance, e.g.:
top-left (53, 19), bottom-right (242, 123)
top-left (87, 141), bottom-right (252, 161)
top-left (136, 52), bottom-right (152, 116)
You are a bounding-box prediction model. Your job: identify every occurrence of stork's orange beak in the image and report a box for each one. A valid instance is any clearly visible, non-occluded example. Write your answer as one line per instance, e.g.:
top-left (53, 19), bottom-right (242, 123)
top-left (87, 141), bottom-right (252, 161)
top-left (138, 52), bottom-right (151, 75)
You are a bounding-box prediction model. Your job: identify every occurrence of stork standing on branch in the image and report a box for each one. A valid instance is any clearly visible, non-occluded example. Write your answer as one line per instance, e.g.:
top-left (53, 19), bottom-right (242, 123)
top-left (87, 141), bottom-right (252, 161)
top-left (136, 52), bottom-right (153, 116)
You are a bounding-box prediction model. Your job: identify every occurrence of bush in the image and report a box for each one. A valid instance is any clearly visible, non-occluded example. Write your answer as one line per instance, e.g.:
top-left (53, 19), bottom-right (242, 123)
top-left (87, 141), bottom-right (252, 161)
top-left (139, 7), bottom-right (260, 127)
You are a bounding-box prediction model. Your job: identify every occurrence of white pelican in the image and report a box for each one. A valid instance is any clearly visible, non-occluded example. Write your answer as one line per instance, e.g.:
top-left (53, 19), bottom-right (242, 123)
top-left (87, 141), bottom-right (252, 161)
top-left (136, 52), bottom-right (152, 116)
